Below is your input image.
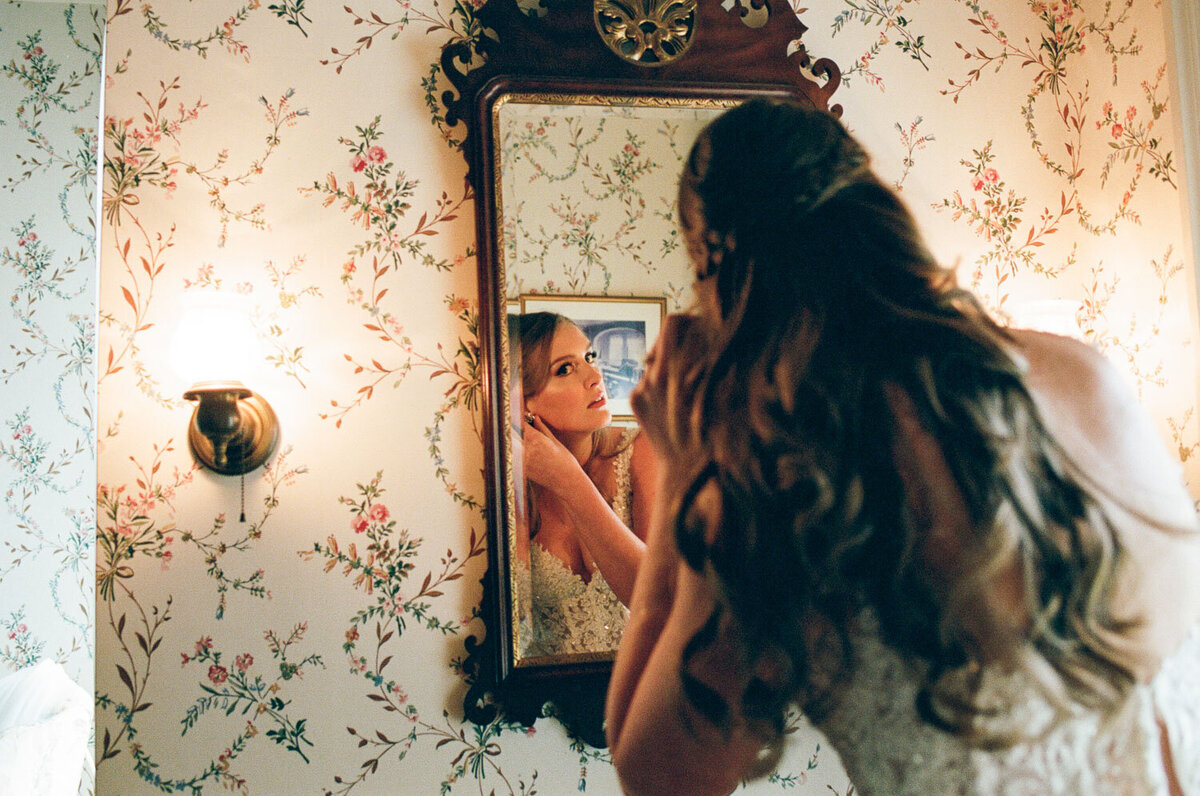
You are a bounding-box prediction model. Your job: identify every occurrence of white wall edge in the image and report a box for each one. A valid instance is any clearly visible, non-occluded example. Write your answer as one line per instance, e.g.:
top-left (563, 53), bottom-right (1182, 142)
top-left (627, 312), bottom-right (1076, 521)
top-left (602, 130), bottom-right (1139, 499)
top-left (1165, 0), bottom-right (1200, 339)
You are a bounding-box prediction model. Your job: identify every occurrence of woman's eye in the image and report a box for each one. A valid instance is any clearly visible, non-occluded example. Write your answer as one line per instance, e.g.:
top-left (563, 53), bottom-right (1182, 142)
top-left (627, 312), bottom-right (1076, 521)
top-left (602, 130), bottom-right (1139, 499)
top-left (555, 363), bottom-right (574, 376)
top-left (584, 350), bottom-right (598, 364)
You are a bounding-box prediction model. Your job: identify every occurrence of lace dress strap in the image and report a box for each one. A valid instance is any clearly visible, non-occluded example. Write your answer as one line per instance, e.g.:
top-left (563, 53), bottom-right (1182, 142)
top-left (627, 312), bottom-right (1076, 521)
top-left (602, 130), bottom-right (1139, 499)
top-left (610, 426), bottom-right (637, 527)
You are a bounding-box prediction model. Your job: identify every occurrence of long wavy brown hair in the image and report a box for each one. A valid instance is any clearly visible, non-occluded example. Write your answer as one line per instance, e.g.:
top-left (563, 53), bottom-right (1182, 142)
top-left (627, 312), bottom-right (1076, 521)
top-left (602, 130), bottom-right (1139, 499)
top-left (665, 99), bottom-right (1143, 760)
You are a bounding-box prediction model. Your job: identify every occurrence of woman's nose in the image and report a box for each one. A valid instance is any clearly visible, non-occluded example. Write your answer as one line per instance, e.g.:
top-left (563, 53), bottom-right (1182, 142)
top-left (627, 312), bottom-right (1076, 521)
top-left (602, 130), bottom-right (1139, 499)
top-left (583, 360), bottom-right (601, 385)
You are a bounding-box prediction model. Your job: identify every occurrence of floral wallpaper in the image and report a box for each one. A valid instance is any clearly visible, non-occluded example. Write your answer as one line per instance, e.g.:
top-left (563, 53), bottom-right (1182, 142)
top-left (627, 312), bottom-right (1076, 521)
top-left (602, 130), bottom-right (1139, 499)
top-left (0, 1), bottom-right (101, 790)
top-left (499, 101), bottom-right (722, 309)
top-left (0, 0), bottom-right (1189, 793)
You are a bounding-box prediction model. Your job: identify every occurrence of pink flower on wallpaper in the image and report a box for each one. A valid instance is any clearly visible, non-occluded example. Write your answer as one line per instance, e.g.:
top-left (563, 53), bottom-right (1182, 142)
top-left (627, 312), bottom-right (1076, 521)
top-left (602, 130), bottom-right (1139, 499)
top-left (235, 653), bottom-right (254, 672)
top-left (1126, 106), bottom-right (1137, 121)
top-left (367, 146), bottom-right (387, 163)
top-left (1112, 123), bottom-right (1124, 139)
top-left (984, 168), bottom-right (999, 183)
top-left (368, 503), bottom-right (389, 523)
top-left (208, 664), bottom-right (229, 684)
top-left (972, 177), bottom-right (984, 191)
top-left (351, 155), bottom-right (367, 172)
top-left (351, 515), bottom-right (368, 534)
top-left (195, 635), bottom-right (214, 654)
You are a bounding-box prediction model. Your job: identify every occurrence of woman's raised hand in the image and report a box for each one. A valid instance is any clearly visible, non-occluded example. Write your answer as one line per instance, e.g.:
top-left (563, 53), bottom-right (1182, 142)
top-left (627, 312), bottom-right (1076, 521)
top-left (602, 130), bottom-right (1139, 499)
top-left (630, 313), bottom-right (708, 457)
top-left (523, 414), bottom-right (587, 496)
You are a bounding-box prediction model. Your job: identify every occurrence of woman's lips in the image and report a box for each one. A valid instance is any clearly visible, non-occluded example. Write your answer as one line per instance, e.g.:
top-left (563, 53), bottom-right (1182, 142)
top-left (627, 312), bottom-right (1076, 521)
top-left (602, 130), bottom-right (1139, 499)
top-left (589, 394), bottom-right (607, 409)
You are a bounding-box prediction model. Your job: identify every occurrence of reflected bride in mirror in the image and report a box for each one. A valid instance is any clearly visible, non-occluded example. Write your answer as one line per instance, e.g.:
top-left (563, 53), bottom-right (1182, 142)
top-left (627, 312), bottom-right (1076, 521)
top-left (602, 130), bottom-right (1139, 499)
top-left (510, 312), bottom-right (658, 658)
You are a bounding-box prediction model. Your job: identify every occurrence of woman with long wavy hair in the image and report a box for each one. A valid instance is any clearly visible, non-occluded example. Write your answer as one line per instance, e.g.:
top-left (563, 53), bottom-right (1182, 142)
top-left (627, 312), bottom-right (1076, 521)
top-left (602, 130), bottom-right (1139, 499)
top-left (606, 99), bottom-right (1200, 794)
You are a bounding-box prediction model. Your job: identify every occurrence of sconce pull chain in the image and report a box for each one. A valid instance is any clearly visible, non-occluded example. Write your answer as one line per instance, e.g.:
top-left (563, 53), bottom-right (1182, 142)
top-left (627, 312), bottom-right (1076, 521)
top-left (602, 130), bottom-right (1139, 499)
top-left (240, 473), bottom-right (246, 523)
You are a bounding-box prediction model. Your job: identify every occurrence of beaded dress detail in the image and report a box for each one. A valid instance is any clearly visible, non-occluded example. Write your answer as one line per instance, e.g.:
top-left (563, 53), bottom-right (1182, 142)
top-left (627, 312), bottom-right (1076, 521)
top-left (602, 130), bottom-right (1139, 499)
top-left (814, 610), bottom-right (1200, 795)
top-left (525, 428), bottom-right (636, 657)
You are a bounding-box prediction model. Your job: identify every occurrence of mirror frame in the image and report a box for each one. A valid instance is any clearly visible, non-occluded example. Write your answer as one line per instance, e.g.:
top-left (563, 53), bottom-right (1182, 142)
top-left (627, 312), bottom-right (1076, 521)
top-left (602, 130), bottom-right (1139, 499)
top-left (444, 0), bottom-right (843, 742)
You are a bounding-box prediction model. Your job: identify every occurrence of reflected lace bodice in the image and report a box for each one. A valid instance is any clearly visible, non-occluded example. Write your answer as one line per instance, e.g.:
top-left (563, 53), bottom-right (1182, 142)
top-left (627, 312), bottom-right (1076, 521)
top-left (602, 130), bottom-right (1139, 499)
top-left (527, 543), bottom-right (628, 656)
top-left (521, 428), bottom-right (636, 658)
top-left (814, 611), bottom-right (1200, 795)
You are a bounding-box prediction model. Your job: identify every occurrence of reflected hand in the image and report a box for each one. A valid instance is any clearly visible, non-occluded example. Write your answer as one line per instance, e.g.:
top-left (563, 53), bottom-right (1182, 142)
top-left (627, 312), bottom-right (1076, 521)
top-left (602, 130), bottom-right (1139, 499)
top-left (523, 414), bottom-right (587, 497)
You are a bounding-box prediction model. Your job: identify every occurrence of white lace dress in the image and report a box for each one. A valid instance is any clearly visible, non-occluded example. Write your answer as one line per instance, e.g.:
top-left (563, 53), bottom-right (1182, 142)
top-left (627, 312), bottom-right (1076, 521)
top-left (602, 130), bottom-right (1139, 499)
top-left (523, 428), bottom-right (636, 658)
top-left (814, 611), bottom-right (1200, 794)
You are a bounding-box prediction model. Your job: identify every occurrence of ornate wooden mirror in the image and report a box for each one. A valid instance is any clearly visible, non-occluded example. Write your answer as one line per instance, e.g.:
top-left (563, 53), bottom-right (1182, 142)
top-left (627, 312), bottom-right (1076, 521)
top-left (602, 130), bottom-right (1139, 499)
top-left (442, 0), bottom-right (842, 744)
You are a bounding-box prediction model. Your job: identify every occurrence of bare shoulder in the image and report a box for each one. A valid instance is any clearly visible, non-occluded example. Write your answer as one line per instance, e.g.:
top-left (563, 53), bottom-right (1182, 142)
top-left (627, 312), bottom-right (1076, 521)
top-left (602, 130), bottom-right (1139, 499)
top-left (1010, 328), bottom-right (1196, 527)
top-left (1012, 329), bottom-right (1200, 668)
top-left (1011, 329), bottom-right (1134, 423)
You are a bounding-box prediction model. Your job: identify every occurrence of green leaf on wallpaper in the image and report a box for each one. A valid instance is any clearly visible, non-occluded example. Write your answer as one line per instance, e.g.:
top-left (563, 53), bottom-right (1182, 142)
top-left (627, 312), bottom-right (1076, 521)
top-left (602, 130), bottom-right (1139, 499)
top-left (268, 1), bottom-right (312, 37)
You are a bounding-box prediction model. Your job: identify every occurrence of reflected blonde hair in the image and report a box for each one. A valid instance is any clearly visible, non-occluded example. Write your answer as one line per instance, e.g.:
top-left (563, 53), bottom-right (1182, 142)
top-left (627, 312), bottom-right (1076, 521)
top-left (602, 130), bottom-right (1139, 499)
top-left (668, 99), bottom-right (1143, 760)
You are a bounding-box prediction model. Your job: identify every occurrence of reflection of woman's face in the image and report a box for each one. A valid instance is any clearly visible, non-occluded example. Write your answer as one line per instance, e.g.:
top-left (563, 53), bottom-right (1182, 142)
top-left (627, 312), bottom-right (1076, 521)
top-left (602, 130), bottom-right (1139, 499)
top-left (525, 323), bottom-right (611, 434)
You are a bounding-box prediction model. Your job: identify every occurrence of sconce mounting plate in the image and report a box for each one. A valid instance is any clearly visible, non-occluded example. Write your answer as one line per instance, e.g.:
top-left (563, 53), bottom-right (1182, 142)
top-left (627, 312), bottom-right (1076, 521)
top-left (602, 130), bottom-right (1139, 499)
top-left (183, 383), bottom-right (280, 476)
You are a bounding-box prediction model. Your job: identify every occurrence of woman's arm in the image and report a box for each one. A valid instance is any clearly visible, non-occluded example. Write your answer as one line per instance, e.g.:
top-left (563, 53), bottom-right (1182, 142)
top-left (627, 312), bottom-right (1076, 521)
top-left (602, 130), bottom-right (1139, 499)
top-left (607, 547), bottom-right (764, 795)
top-left (524, 416), bottom-right (646, 605)
top-left (629, 431), bottom-right (659, 543)
top-left (608, 313), bottom-right (764, 794)
top-left (605, 453), bottom-right (674, 745)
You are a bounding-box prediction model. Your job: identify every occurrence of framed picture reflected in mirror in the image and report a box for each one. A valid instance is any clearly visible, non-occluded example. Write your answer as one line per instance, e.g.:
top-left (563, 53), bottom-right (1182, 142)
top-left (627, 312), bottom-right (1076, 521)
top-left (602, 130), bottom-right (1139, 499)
top-left (520, 295), bottom-right (666, 422)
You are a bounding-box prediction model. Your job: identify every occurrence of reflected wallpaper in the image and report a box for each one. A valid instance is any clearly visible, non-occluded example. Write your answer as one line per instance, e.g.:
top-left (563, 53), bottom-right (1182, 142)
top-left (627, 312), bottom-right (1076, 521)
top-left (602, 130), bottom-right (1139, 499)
top-left (0, 0), bottom-right (1194, 793)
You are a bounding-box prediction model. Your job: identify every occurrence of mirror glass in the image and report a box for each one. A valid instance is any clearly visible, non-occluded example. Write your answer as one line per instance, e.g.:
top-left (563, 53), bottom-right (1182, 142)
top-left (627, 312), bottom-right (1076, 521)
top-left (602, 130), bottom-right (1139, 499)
top-left (489, 90), bottom-right (735, 668)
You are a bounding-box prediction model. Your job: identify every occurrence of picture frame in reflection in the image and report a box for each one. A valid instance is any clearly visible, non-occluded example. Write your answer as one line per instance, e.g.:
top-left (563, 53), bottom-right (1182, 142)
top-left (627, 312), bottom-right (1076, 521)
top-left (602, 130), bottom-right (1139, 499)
top-left (519, 295), bottom-right (667, 422)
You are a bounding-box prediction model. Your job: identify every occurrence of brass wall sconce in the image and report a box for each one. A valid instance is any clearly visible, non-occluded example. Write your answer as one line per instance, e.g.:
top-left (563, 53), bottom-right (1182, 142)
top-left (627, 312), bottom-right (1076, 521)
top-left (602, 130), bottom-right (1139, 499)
top-left (182, 381), bottom-right (279, 475)
top-left (172, 292), bottom-right (278, 477)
